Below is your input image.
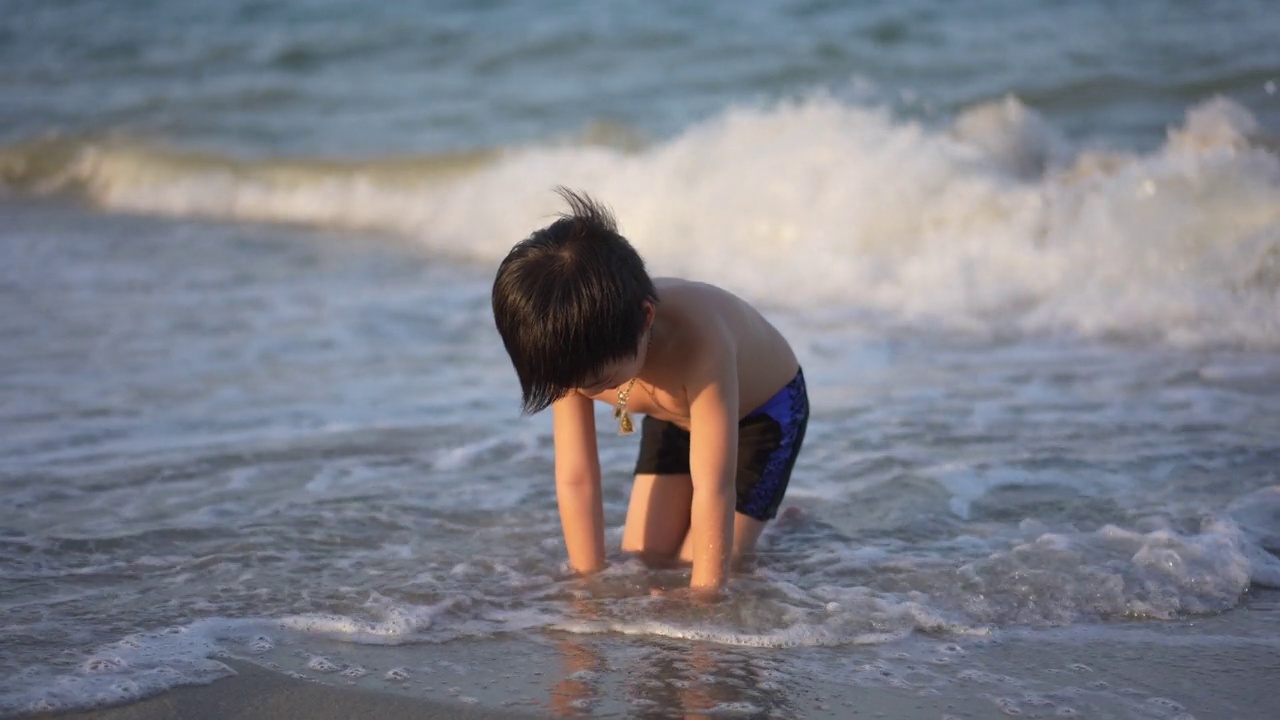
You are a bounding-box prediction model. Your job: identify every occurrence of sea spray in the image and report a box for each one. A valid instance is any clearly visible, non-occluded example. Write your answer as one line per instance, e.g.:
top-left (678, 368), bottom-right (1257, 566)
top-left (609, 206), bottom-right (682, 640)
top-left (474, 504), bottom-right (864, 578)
top-left (2, 96), bottom-right (1276, 346)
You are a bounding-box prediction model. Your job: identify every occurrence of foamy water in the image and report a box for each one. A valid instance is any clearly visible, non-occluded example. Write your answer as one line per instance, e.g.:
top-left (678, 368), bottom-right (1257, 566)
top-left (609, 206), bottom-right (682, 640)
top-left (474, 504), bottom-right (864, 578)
top-left (2, 0), bottom-right (1280, 717)
top-left (5, 96), bottom-right (1278, 347)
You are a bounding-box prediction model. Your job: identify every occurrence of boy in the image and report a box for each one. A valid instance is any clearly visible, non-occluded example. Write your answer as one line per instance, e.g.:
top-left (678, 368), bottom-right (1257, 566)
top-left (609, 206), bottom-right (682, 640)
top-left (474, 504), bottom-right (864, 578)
top-left (492, 189), bottom-right (808, 592)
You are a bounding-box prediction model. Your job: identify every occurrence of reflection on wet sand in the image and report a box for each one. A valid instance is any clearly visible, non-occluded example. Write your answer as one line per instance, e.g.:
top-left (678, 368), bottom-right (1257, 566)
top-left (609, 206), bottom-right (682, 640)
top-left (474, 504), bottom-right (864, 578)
top-left (550, 620), bottom-right (796, 717)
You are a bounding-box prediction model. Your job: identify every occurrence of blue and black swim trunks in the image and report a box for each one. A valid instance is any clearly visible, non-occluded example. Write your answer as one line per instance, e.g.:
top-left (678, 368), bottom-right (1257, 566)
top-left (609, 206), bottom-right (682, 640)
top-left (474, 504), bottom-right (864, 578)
top-left (633, 368), bottom-right (809, 521)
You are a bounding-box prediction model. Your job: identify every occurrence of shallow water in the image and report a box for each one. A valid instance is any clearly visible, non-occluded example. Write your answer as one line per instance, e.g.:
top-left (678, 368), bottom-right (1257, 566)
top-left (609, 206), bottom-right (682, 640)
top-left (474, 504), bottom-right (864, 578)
top-left (3, 200), bottom-right (1278, 716)
top-left (2, 0), bottom-right (1280, 717)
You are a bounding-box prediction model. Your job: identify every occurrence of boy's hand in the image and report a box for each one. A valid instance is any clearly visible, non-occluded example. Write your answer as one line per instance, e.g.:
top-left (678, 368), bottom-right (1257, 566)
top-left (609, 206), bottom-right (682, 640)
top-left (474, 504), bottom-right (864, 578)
top-left (645, 565), bottom-right (722, 602)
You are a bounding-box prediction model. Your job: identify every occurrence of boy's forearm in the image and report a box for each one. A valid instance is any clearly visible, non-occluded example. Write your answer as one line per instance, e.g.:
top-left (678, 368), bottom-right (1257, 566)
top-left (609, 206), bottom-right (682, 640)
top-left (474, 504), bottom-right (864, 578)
top-left (681, 337), bottom-right (739, 591)
top-left (688, 481), bottom-right (734, 589)
top-left (555, 476), bottom-right (606, 574)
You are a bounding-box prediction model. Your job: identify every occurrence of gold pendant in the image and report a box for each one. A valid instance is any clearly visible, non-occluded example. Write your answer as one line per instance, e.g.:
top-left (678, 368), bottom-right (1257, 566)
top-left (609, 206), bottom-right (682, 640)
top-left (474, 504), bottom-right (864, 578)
top-left (615, 374), bottom-right (639, 436)
top-left (616, 407), bottom-right (634, 435)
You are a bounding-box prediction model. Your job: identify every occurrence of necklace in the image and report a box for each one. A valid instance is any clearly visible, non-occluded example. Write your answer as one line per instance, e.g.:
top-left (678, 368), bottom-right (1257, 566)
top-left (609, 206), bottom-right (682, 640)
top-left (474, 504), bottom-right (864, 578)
top-left (614, 378), bottom-right (639, 435)
top-left (614, 329), bottom-right (653, 436)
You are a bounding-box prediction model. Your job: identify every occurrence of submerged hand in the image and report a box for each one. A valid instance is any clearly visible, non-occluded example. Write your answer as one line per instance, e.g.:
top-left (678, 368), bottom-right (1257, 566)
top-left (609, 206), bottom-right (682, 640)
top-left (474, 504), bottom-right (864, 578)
top-left (648, 583), bottom-right (726, 606)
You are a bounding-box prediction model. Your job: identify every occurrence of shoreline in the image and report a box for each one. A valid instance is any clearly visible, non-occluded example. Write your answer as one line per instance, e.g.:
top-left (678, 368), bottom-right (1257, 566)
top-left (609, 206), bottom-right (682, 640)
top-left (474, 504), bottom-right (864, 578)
top-left (39, 594), bottom-right (1280, 720)
top-left (49, 659), bottom-right (536, 720)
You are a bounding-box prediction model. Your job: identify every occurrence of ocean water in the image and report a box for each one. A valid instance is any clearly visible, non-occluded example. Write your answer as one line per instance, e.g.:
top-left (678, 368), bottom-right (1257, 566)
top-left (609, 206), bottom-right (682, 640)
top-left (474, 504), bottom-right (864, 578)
top-left (2, 0), bottom-right (1280, 717)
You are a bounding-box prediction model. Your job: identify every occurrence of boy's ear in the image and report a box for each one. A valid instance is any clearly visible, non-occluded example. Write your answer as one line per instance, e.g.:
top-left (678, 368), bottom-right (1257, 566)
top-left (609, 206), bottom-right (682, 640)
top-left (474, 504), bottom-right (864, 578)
top-left (643, 300), bottom-right (656, 329)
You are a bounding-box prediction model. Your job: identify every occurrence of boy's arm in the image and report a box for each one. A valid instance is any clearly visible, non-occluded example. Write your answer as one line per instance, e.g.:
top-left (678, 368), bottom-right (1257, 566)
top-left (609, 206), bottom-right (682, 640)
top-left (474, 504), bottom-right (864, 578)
top-left (685, 340), bottom-right (739, 591)
top-left (552, 391), bottom-right (606, 574)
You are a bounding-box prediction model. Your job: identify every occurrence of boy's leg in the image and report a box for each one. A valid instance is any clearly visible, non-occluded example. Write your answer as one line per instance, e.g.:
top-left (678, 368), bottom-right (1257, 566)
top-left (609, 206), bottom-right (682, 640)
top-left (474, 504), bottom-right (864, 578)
top-left (677, 512), bottom-right (766, 565)
top-left (622, 473), bottom-right (693, 566)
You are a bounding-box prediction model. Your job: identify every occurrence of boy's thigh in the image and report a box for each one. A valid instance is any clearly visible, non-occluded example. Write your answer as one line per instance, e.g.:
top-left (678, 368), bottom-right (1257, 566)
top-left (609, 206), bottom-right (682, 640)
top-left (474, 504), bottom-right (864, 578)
top-left (622, 473), bottom-right (693, 562)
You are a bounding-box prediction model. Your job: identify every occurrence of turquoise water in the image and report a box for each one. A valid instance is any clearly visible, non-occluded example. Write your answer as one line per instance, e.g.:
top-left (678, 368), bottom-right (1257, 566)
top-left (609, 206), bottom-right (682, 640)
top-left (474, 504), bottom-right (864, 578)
top-left (2, 1), bottom-right (1280, 717)
top-left (4, 0), bottom-right (1278, 154)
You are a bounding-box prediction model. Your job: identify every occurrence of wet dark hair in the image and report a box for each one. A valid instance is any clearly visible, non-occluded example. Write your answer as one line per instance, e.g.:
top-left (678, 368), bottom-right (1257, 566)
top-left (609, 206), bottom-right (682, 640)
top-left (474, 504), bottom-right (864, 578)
top-left (492, 188), bottom-right (658, 414)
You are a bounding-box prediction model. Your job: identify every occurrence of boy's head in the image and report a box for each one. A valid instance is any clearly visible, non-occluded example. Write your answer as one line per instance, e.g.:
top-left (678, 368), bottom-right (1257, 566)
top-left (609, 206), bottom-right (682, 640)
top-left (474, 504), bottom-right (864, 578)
top-left (492, 188), bottom-right (658, 414)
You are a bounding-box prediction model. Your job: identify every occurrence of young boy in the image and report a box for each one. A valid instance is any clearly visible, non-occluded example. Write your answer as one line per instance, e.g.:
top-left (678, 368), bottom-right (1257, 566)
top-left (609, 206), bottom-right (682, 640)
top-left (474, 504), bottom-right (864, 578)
top-left (492, 189), bottom-right (808, 591)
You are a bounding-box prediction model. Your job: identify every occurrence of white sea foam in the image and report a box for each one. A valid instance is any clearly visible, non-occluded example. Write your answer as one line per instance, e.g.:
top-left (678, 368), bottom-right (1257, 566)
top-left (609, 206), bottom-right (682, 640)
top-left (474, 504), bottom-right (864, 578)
top-left (4, 506), bottom-right (1273, 716)
top-left (955, 516), bottom-right (1266, 624)
top-left (279, 595), bottom-right (466, 644)
top-left (4, 96), bottom-right (1276, 346)
top-left (0, 622), bottom-right (237, 717)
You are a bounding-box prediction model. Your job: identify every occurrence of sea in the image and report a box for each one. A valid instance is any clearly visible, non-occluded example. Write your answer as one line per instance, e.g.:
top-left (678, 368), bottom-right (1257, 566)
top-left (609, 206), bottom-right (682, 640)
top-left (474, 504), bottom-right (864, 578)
top-left (2, 0), bottom-right (1279, 717)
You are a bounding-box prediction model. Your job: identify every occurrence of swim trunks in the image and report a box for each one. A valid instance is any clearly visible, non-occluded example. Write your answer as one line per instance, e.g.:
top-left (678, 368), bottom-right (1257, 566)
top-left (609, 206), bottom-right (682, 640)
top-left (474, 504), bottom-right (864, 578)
top-left (632, 368), bottom-right (808, 521)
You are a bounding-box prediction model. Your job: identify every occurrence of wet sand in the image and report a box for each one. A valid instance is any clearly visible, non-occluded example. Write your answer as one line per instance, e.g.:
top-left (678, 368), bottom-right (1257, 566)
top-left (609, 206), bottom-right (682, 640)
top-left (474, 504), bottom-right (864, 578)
top-left (51, 660), bottom-right (535, 720)
top-left (47, 634), bottom-right (1279, 719)
top-left (47, 589), bottom-right (1280, 720)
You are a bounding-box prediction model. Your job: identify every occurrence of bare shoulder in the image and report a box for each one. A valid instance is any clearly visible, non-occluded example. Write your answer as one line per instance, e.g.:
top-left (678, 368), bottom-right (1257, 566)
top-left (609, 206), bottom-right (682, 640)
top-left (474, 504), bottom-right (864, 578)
top-left (653, 278), bottom-right (759, 332)
top-left (650, 278), bottom-right (798, 413)
top-left (652, 279), bottom-right (738, 352)
top-left (654, 277), bottom-right (749, 306)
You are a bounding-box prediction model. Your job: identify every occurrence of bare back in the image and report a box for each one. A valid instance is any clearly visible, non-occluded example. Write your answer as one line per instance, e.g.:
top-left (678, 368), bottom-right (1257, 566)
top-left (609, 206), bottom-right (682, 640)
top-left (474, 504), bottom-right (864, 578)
top-left (581, 278), bottom-right (798, 428)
